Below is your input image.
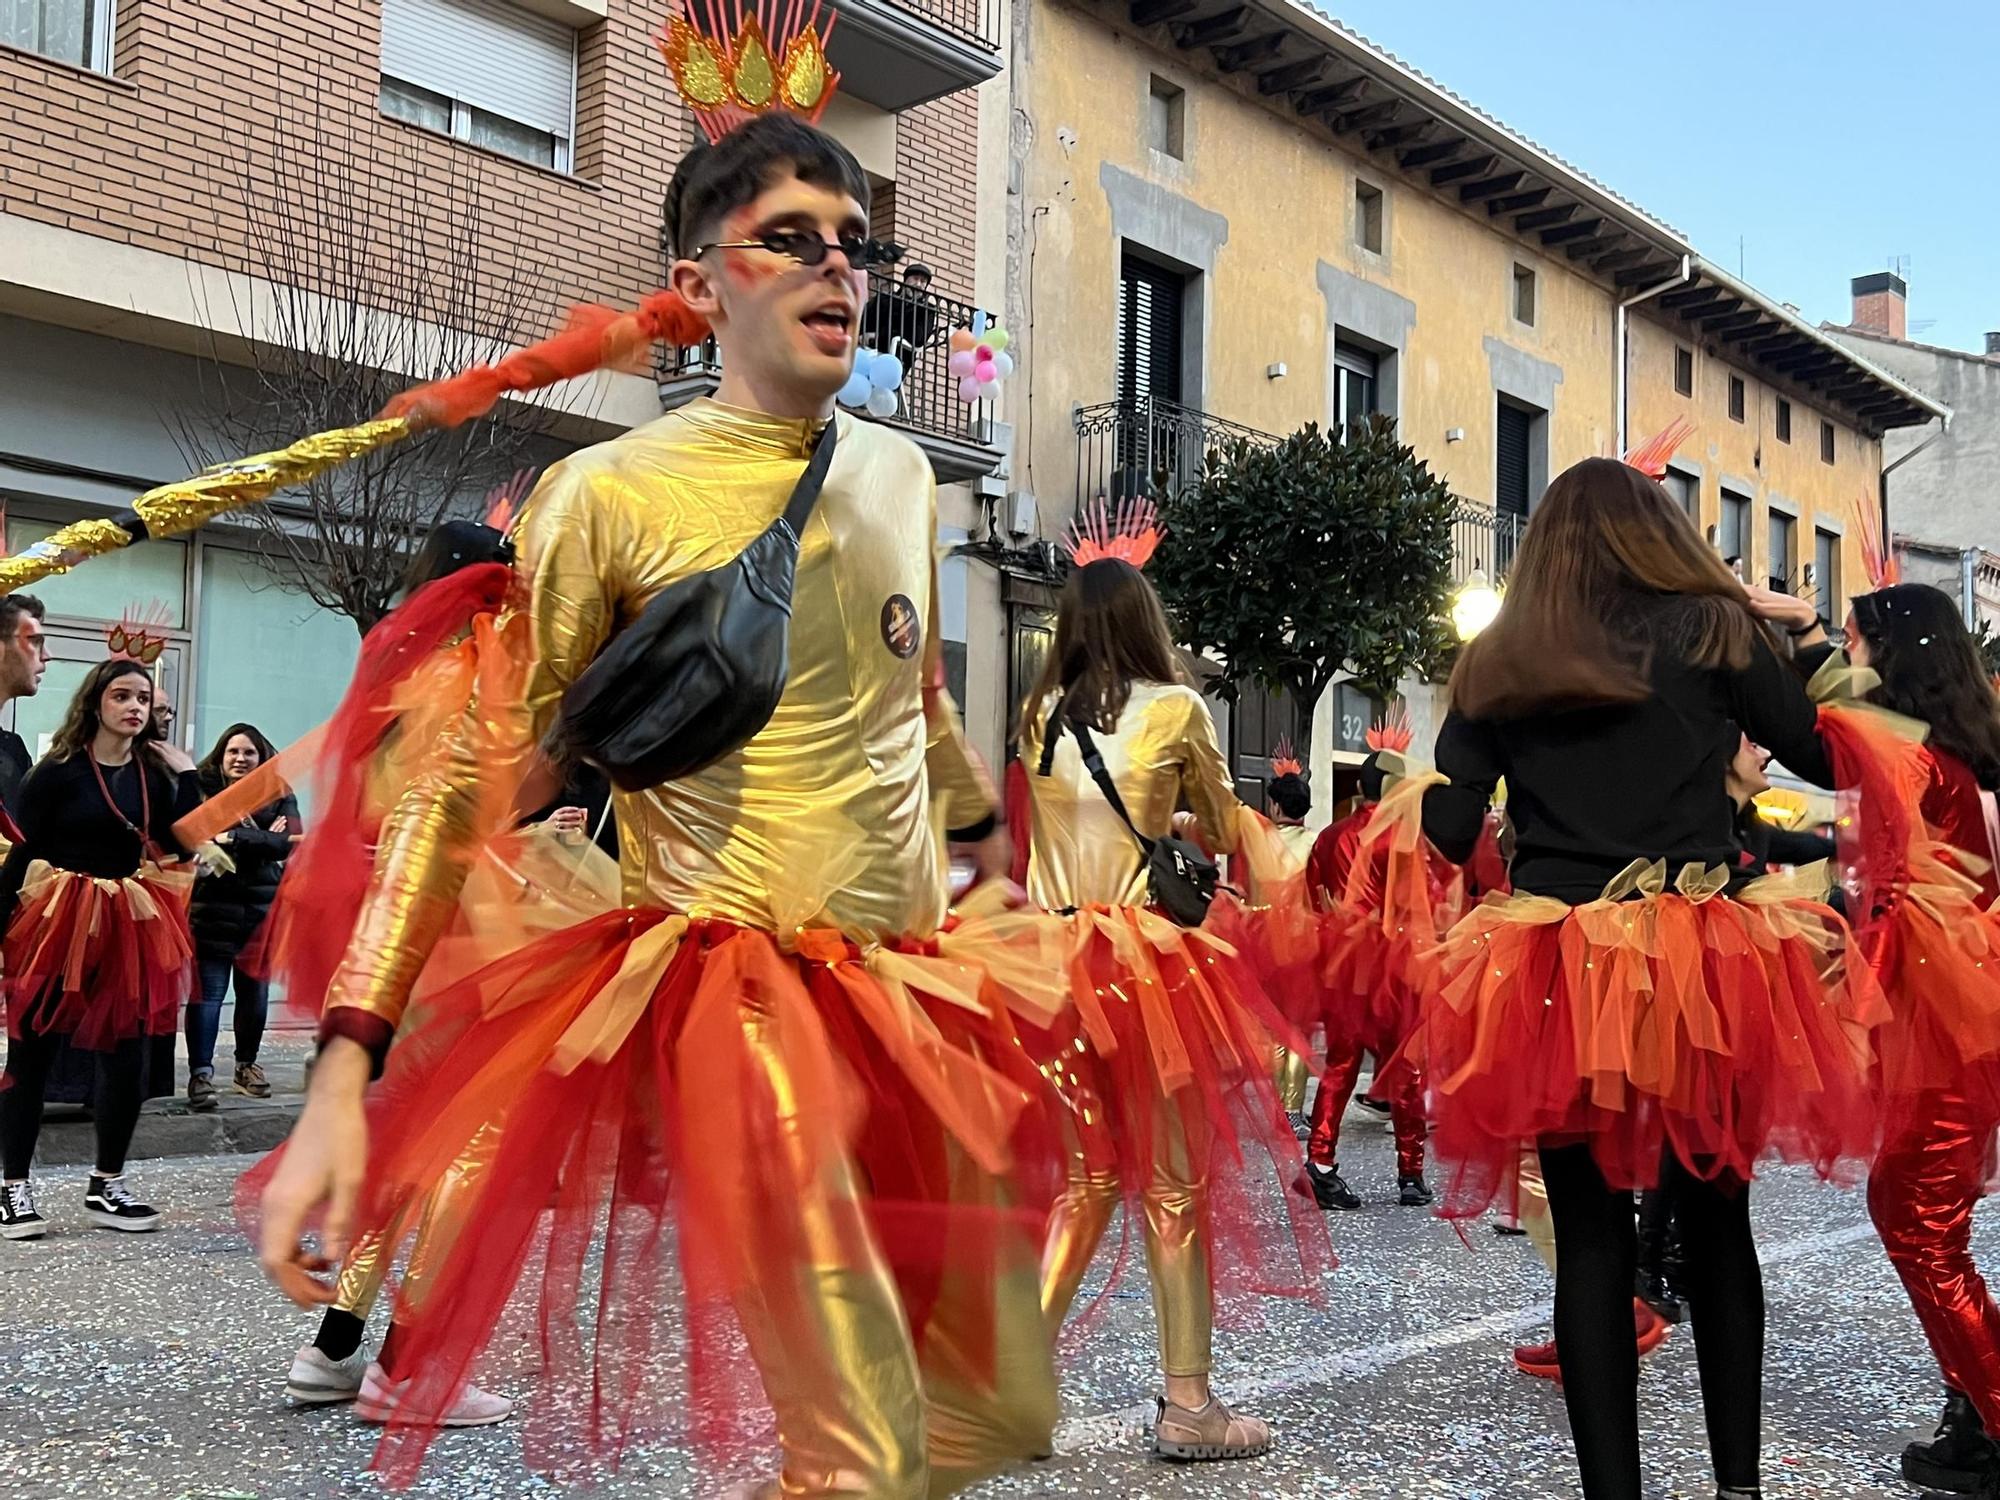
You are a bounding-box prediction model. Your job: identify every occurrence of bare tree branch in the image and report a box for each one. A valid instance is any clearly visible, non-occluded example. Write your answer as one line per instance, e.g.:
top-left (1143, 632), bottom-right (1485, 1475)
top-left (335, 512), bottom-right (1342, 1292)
top-left (173, 73), bottom-right (557, 633)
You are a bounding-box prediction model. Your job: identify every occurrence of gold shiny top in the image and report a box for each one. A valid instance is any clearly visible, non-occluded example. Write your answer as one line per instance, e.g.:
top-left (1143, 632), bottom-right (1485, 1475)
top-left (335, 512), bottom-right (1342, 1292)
top-left (1018, 680), bottom-right (1240, 911)
top-left (327, 398), bottom-right (991, 1028)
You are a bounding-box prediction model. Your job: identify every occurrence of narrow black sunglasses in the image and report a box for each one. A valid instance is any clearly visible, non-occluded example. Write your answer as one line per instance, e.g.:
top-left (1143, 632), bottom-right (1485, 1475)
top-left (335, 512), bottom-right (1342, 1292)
top-left (693, 229), bottom-right (905, 270)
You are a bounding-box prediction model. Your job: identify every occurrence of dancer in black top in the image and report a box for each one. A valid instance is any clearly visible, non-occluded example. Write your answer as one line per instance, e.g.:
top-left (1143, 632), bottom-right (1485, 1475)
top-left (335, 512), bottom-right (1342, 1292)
top-left (1409, 458), bottom-right (1883, 1500)
top-left (0, 655), bottom-right (200, 1240)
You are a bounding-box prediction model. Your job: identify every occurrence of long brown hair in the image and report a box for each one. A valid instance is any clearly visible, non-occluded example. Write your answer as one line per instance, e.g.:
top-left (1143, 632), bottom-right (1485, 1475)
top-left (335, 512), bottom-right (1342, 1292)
top-left (1854, 583), bottom-right (2000, 789)
top-left (1020, 559), bottom-right (1190, 739)
top-left (48, 659), bottom-right (160, 762)
top-left (1451, 456), bottom-right (1757, 720)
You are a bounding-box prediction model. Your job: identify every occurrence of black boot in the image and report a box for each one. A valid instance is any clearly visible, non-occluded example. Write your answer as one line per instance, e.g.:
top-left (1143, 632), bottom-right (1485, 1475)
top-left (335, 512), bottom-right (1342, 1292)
top-left (1398, 1173), bottom-right (1435, 1207)
top-left (1908, 1389), bottom-right (2000, 1494)
top-left (1301, 1162), bottom-right (1362, 1211)
top-left (1635, 1186), bottom-right (1686, 1324)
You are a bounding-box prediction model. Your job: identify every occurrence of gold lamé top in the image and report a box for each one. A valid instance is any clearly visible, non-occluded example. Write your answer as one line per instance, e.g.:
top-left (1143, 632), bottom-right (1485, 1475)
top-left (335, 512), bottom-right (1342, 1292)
top-left (1018, 680), bottom-right (1241, 911)
top-left (328, 399), bottom-right (992, 1028)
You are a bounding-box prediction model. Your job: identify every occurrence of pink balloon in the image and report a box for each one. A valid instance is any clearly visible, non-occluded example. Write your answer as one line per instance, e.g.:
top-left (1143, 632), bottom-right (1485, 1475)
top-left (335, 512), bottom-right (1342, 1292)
top-left (974, 359), bottom-right (998, 383)
top-left (947, 349), bottom-right (976, 378)
top-left (975, 345), bottom-right (993, 362)
top-left (957, 375), bottom-right (981, 402)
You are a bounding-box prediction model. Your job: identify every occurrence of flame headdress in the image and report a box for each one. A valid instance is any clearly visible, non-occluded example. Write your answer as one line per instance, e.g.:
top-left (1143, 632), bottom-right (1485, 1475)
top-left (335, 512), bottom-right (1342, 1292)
top-left (1364, 705), bottom-right (1413, 755)
top-left (1622, 416), bottom-right (1696, 481)
top-left (105, 602), bottom-right (171, 667)
top-left (1062, 497), bottom-right (1162, 570)
top-left (661, 0), bottom-right (841, 143)
top-left (1270, 735), bottom-right (1304, 780)
top-left (1855, 491), bottom-right (1899, 589)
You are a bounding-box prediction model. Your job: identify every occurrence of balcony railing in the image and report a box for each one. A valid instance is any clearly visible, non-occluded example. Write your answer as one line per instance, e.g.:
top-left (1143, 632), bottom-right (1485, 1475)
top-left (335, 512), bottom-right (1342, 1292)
top-left (1452, 506), bottom-right (1525, 584)
top-left (1073, 396), bottom-right (1278, 510)
top-left (885, 0), bottom-right (1003, 49)
top-left (824, 0), bottom-right (1003, 112)
top-left (1074, 397), bottom-right (1525, 589)
top-left (659, 272), bottom-right (1001, 482)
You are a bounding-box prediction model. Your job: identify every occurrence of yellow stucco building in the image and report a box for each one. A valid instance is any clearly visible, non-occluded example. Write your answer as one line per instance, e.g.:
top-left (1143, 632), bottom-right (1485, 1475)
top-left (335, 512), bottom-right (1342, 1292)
top-left (986, 0), bottom-right (1945, 803)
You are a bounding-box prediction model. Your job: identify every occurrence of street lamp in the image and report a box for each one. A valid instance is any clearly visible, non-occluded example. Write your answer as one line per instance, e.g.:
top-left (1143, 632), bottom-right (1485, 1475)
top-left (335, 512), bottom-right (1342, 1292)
top-left (1452, 570), bottom-right (1502, 640)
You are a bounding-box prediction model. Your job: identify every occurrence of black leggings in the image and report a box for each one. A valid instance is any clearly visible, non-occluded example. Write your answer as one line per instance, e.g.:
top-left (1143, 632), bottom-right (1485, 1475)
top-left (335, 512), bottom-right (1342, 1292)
top-left (1542, 1142), bottom-right (1765, 1500)
top-left (1, 1032), bottom-right (146, 1179)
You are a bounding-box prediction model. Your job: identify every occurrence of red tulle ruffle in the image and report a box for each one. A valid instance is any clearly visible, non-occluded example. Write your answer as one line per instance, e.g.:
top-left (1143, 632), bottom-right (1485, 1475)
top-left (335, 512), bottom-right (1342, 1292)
top-left (2, 863), bottom-right (192, 1048)
top-left (239, 910), bottom-right (1061, 1489)
top-left (1419, 867), bottom-right (1888, 1218)
top-left (1019, 905), bottom-right (1332, 1331)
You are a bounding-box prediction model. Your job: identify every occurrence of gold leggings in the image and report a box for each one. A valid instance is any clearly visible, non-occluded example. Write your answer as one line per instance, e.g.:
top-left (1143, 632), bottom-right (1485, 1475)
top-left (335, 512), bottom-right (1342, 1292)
top-left (332, 1124), bottom-right (498, 1324)
top-left (1516, 1145), bottom-right (1557, 1276)
top-left (695, 991), bottom-right (1057, 1499)
top-left (1038, 1056), bottom-right (1214, 1379)
top-left (1272, 1046), bottom-right (1309, 1115)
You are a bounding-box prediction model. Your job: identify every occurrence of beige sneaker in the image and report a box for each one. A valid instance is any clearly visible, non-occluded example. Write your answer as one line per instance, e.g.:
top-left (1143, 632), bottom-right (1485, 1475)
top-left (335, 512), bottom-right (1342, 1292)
top-left (1152, 1394), bottom-right (1271, 1462)
top-left (234, 1062), bottom-right (271, 1098)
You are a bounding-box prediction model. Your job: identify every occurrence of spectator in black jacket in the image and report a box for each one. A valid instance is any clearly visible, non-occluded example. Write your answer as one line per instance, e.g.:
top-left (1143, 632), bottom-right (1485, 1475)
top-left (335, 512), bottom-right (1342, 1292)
top-left (185, 723), bottom-right (300, 1112)
top-left (0, 593), bottom-right (47, 826)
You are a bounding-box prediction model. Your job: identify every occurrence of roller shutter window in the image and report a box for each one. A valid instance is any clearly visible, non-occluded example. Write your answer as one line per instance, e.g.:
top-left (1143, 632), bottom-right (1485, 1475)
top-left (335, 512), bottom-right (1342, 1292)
top-left (1496, 400), bottom-right (1532, 520)
top-left (381, 0), bottom-right (575, 171)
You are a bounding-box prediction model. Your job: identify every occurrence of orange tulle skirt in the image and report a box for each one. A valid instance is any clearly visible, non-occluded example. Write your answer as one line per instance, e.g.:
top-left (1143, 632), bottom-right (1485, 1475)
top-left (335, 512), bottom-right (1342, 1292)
top-left (1022, 905), bottom-right (1332, 1317)
top-left (1866, 879), bottom-right (2000, 1133)
top-left (3, 862), bottom-right (193, 1049)
top-left (1420, 861), bottom-right (1888, 1218)
top-left (240, 905), bottom-right (1069, 1488)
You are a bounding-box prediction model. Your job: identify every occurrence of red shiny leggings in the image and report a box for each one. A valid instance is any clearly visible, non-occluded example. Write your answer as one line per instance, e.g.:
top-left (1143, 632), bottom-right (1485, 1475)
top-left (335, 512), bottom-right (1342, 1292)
top-left (1868, 1089), bottom-right (2000, 1431)
top-left (1307, 1041), bottom-right (1425, 1178)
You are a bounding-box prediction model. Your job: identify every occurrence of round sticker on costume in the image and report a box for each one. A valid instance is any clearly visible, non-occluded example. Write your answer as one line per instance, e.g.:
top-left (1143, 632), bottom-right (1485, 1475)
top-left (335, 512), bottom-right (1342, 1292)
top-left (881, 594), bottom-right (921, 659)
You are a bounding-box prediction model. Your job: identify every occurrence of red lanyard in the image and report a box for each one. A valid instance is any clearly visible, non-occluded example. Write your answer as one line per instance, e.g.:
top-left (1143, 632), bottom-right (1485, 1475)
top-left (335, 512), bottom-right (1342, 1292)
top-left (88, 749), bottom-right (159, 863)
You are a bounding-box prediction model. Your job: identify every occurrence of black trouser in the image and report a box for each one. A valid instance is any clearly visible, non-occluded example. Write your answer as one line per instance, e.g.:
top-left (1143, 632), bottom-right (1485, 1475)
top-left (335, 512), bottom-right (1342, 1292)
top-left (1542, 1142), bottom-right (1764, 1499)
top-left (1, 1032), bottom-right (146, 1179)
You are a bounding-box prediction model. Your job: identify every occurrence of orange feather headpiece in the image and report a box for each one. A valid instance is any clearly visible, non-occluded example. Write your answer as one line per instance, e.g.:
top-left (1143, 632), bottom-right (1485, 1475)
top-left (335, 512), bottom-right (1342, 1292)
top-left (1270, 735), bottom-right (1304, 779)
top-left (1622, 416), bottom-right (1696, 481)
top-left (1063, 497), bottom-right (1163, 570)
top-left (1364, 705), bottom-right (1413, 754)
top-left (1855, 492), bottom-right (1900, 589)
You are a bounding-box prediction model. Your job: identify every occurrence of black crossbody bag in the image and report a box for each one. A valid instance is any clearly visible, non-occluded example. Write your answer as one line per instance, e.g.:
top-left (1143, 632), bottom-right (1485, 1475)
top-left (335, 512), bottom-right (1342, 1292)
top-left (1039, 708), bottom-right (1221, 927)
top-left (560, 419), bottom-right (837, 791)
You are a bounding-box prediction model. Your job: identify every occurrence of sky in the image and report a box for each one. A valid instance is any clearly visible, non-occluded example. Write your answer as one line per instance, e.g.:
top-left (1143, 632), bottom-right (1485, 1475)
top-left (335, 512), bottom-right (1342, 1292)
top-left (1323, 0), bottom-right (1998, 353)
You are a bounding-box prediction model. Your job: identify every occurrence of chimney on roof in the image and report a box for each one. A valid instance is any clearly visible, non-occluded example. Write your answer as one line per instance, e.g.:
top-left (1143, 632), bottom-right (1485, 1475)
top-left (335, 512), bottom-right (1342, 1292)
top-left (1851, 271), bottom-right (1908, 341)
top-left (1986, 331), bottom-right (2000, 359)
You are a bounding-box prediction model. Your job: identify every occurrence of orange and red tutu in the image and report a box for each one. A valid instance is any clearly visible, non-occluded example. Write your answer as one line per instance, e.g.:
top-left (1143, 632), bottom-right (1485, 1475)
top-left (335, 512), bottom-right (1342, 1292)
top-left (239, 904), bottom-right (1070, 1487)
top-left (1019, 904), bottom-right (1331, 1321)
top-left (3, 861), bottom-right (193, 1049)
top-left (1421, 860), bottom-right (1888, 1217)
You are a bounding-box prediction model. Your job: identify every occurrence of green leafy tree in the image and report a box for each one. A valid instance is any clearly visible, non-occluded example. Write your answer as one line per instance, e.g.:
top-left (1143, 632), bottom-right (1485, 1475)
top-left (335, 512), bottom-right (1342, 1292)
top-left (1975, 616), bottom-right (2000, 682)
top-left (1150, 414), bottom-right (1460, 728)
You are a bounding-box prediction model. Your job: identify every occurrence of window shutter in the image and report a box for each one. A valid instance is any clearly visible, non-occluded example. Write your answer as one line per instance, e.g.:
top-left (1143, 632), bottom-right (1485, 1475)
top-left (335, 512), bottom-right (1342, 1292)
top-left (382, 0), bottom-right (575, 138)
top-left (1117, 255), bottom-right (1184, 405)
top-left (1496, 402), bottom-right (1532, 518)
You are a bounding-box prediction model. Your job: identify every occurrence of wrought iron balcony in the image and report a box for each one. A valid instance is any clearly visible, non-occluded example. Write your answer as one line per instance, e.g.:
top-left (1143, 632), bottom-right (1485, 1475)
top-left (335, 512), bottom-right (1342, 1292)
top-left (658, 271), bottom-right (1003, 485)
top-left (1452, 506), bottom-right (1525, 584)
top-left (1072, 396), bottom-right (1278, 511)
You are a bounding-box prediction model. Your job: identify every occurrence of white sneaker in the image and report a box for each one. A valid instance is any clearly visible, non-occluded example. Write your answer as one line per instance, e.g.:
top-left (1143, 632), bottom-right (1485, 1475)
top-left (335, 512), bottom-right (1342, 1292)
top-left (354, 1361), bottom-right (515, 1428)
top-left (285, 1343), bottom-right (369, 1405)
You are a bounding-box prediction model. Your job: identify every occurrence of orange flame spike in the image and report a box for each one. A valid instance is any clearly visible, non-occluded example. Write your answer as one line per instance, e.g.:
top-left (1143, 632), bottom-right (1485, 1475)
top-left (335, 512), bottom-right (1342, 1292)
top-left (1622, 416), bottom-right (1696, 480)
top-left (1365, 704), bottom-right (1413, 753)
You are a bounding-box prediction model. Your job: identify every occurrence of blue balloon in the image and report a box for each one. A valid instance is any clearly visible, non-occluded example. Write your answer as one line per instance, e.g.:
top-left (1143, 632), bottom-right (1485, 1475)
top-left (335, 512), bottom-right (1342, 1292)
top-left (837, 370), bottom-right (873, 408)
top-left (869, 352), bottom-right (904, 391)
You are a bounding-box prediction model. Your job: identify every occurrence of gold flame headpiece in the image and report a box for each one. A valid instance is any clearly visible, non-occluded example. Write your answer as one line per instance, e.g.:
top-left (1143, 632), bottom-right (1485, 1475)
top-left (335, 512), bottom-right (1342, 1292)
top-left (661, 0), bottom-right (840, 143)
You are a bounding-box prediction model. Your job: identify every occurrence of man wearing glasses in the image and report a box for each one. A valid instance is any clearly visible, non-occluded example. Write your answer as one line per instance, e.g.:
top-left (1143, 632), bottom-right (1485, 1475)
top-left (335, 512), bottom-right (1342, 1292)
top-left (0, 594), bottom-right (47, 827)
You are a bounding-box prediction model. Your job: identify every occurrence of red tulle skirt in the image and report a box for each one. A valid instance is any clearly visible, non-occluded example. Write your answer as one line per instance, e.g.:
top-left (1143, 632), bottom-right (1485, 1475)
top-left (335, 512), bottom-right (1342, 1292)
top-left (3, 862), bottom-right (193, 1049)
top-left (1020, 905), bottom-right (1332, 1323)
top-left (1866, 890), bottom-right (2000, 1135)
top-left (1319, 904), bottom-right (1429, 1054)
top-left (240, 907), bottom-right (1066, 1488)
top-left (1420, 865), bottom-right (1888, 1218)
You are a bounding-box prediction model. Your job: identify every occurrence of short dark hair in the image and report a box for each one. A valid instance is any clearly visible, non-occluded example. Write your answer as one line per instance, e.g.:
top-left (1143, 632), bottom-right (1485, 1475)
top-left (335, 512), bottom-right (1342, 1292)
top-left (403, 519), bottom-right (512, 594)
top-left (0, 594), bottom-right (46, 636)
top-left (1358, 752), bottom-right (1390, 803)
top-left (665, 116), bottom-right (871, 260)
top-left (1267, 772), bottom-right (1310, 821)
top-left (903, 263), bottom-right (933, 283)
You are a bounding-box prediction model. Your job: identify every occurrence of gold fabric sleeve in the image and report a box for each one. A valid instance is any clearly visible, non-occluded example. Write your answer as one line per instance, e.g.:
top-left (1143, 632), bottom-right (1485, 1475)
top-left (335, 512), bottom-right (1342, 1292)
top-left (324, 466), bottom-right (625, 1028)
top-left (920, 523), bottom-right (996, 836)
top-left (1173, 688), bottom-right (1241, 857)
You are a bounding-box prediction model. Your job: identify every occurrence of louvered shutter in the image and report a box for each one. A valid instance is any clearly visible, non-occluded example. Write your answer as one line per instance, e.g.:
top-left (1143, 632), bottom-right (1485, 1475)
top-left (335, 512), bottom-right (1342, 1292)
top-left (1496, 402), bottom-right (1532, 519)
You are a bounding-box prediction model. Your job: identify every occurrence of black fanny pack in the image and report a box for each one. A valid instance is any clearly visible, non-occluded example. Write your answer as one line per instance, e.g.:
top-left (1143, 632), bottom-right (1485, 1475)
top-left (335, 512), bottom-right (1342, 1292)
top-left (1039, 708), bottom-right (1221, 927)
top-left (559, 419), bottom-right (837, 791)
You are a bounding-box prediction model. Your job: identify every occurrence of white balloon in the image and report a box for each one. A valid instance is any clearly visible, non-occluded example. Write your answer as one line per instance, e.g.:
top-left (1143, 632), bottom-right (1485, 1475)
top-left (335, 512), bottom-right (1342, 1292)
top-left (865, 387), bottom-right (899, 418)
top-left (990, 350), bottom-right (1015, 379)
top-left (976, 380), bottom-right (1000, 400)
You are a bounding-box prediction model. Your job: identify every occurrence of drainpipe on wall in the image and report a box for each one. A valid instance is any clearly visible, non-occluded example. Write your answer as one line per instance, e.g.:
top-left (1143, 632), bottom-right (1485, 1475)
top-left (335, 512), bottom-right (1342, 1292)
top-left (1963, 548), bottom-right (1980, 630)
top-left (1615, 254), bottom-right (1695, 455)
top-left (1878, 411), bottom-right (1952, 602)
